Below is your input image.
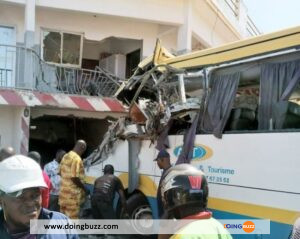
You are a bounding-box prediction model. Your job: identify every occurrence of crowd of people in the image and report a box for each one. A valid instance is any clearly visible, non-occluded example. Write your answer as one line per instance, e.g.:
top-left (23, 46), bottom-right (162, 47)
top-left (0, 145), bottom-right (299, 238)
top-left (0, 140), bottom-right (129, 239)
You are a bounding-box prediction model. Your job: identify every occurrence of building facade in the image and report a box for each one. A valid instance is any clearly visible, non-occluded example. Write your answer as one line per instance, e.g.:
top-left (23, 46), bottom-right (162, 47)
top-left (0, 0), bottom-right (259, 154)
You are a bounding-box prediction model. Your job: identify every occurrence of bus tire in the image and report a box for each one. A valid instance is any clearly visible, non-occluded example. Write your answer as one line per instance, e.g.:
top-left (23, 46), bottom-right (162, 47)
top-left (126, 193), bottom-right (154, 238)
top-left (127, 193), bottom-right (152, 220)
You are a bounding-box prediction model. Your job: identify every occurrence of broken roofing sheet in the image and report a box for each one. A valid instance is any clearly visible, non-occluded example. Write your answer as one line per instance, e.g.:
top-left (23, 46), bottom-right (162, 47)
top-left (114, 40), bottom-right (203, 138)
top-left (85, 41), bottom-right (204, 165)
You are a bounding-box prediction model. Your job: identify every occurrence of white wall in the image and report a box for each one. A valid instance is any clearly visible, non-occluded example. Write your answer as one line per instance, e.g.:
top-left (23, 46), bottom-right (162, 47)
top-left (2, 0), bottom-right (183, 25)
top-left (83, 38), bottom-right (143, 60)
top-left (0, 3), bottom-right (25, 43)
top-left (36, 0), bottom-right (184, 25)
top-left (110, 38), bottom-right (143, 55)
top-left (213, 0), bottom-right (250, 38)
top-left (0, 105), bottom-right (25, 153)
top-left (191, 1), bottom-right (239, 48)
top-left (83, 40), bottom-right (111, 60)
top-left (157, 25), bottom-right (178, 53)
top-left (35, 8), bottom-right (159, 57)
top-left (0, 0), bottom-right (246, 57)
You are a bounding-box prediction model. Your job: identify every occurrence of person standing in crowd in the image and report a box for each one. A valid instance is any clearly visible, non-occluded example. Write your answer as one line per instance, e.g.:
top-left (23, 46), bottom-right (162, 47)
top-left (92, 164), bottom-right (128, 219)
top-left (0, 155), bottom-right (79, 239)
top-left (154, 149), bottom-right (172, 218)
top-left (0, 146), bottom-right (15, 162)
top-left (28, 151), bottom-right (52, 209)
top-left (0, 147), bottom-right (15, 211)
top-left (44, 149), bottom-right (66, 211)
top-left (159, 164), bottom-right (232, 239)
top-left (59, 140), bottom-right (87, 219)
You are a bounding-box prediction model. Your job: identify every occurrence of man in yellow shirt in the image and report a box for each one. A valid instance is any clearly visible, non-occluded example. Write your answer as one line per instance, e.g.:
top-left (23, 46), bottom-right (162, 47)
top-left (59, 140), bottom-right (87, 219)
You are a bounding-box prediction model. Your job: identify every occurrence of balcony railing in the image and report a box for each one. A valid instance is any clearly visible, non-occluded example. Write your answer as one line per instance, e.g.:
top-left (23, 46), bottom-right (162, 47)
top-left (0, 44), bottom-right (41, 90)
top-left (246, 16), bottom-right (261, 36)
top-left (224, 0), bottom-right (239, 17)
top-left (40, 65), bottom-right (121, 96)
top-left (0, 44), bottom-right (121, 97)
top-left (212, 0), bottom-right (260, 37)
top-left (0, 68), bottom-right (12, 87)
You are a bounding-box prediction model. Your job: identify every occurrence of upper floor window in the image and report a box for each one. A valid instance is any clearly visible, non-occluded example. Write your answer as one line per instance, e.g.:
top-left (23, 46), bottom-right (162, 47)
top-left (41, 29), bottom-right (83, 67)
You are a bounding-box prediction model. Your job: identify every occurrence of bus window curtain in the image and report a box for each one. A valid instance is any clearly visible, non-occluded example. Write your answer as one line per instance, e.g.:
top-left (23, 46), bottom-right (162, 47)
top-left (201, 72), bottom-right (240, 138)
top-left (258, 59), bottom-right (300, 130)
top-left (176, 112), bottom-right (200, 165)
top-left (156, 119), bottom-right (173, 151)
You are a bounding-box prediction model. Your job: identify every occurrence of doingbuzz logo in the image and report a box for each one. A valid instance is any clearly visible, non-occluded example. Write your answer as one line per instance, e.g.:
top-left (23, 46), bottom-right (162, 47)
top-left (243, 221), bottom-right (255, 233)
top-left (224, 221), bottom-right (255, 233)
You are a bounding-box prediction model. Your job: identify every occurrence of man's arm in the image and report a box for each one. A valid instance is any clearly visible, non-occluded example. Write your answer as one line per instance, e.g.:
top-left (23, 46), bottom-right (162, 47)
top-left (118, 188), bottom-right (128, 212)
top-left (117, 179), bottom-right (128, 216)
top-left (70, 156), bottom-right (87, 193)
top-left (71, 177), bottom-right (87, 193)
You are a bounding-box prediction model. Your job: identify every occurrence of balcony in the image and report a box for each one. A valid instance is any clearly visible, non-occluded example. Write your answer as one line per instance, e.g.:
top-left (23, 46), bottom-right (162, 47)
top-left (212, 0), bottom-right (260, 37)
top-left (0, 44), bottom-right (121, 97)
top-left (246, 15), bottom-right (261, 36)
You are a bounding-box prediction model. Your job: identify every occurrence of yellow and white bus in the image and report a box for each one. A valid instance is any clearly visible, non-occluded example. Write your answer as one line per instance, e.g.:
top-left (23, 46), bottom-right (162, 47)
top-left (85, 26), bottom-right (300, 239)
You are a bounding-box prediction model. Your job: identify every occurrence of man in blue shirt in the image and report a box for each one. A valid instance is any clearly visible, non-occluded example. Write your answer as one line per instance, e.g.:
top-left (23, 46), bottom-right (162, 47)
top-left (154, 149), bottom-right (172, 218)
top-left (0, 154), bottom-right (79, 239)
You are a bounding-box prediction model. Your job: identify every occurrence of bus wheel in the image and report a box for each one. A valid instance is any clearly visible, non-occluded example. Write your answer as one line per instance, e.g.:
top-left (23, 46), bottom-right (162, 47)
top-left (127, 193), bottom-right (153, 220)
top-left (126, 193), bottom-right (153, 236)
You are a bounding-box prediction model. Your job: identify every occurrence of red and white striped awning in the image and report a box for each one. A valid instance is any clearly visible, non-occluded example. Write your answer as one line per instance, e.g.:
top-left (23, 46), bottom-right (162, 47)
top-left (0, 89), bottom-right (127, 113)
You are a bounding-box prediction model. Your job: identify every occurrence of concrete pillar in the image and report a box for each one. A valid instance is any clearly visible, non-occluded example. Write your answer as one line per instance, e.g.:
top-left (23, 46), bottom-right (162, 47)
top-left (22, 0), bottom-right (36, 89)
top-left (177, 0), bottom-right (192, 55)
top-left (24, 0), bottom-right (35, 48)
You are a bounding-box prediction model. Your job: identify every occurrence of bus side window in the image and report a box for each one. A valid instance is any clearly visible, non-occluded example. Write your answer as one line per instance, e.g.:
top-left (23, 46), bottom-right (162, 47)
top-left (257, 59), bottom-right (300, 131)
top-left (226, 107), bottom-right (258, 131)
top-left (282, 85), bottom-right (300, 129)
top-left (225, 88), bottom-right (259, 132)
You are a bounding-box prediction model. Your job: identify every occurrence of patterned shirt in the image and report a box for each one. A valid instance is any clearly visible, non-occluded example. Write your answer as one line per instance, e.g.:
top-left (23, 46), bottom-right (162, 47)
top-left (292, 218), bottom-right (300, 239)
top-left (59, 151), bottom-right (85, 208)
top-left (44, 160), bottom-right (61, 196)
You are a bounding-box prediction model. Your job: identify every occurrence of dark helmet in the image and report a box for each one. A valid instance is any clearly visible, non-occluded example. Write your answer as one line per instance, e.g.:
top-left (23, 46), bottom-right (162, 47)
top-left (160, 164), bottom-right (208, 213)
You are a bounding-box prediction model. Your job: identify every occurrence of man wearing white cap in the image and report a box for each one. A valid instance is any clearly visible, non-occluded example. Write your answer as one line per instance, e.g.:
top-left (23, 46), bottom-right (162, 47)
top-left (0, 155), bottom-right (79, 239)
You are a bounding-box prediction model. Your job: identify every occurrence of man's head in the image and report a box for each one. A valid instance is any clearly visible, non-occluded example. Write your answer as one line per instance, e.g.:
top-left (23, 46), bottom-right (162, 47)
top-left (154, 149), bottom-right (171, 170)
top-left (160, 164), bottom-right (208, 219)
top-left (27, 151), bottom-right (41, 165)
top-left (0, 155), bottom-right (47, 230)
top-left (73, 140), bottom-right (87, 156)
top-left (103, 164), bottom-right (114, 175)
top-left (0, 147), bottom-right (15, 162)
top-left (55, 149), bottom-right (66, 163)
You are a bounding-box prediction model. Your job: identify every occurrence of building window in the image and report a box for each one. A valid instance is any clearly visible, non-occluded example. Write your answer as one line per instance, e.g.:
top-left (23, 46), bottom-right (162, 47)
top-left (42, 29), bottom-right (83, 67)
top-left (0, 25), bottom-right (16, 87)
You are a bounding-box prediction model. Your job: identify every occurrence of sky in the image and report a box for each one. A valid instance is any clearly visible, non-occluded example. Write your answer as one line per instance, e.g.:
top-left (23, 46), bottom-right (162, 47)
top-left (243, 0), bottom-right (300, 33)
